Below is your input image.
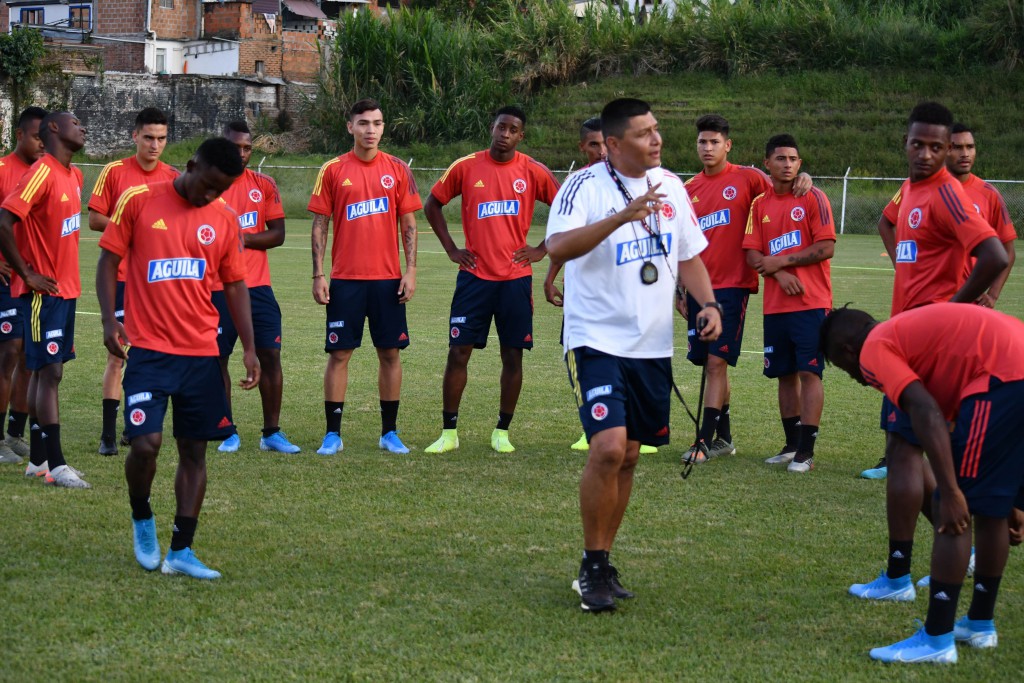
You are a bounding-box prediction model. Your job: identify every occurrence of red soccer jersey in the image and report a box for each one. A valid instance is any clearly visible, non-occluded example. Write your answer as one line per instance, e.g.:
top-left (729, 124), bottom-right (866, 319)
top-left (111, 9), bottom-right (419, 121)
top-left (959, 174), bottom-right (1016, 279)
top-left (0, 152), bottom-right (33, 273)
top-left (885, 167), bottom-right (998, 315)
top-left (431, 150), bottom-right (560, 281)
top-left (0, 154), bottom-right (83, 299)
top-left (98, 181), bottom-right (246, 356)
top-left (89, 156), bottom-right (179, 282)
top-left (215, 168), bottom-right (286, 290)
top-left (743, 187), bottom-right (835, 314)
top-left (684, 163), bottom-right (769, 291)
top-left (860, 303), bottom-right (1024, 420)
top-left (307, 151), bottom-right (422, 280)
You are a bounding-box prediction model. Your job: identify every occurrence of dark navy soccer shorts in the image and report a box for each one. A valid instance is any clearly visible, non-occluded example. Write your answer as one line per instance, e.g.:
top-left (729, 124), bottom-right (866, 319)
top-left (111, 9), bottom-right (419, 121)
top-left (115, 280), bottom-right (126, 325)
top-left (121, 347), bottom-right (235, 441)
top-left (566, 346), bottom-right (671, 447)
top-left (448, 270), bottom-right (533, 349)
top-left (325, 278), bottom-right (409, 351)
top-left (22, 293), bottom-right (75, 370)
top-left (213, 285), bottom-right (282, 356)
top-left (762, 309), bottom-right (826, 378)
top-left (0, 282), bottom-right (24, 342)
top-left (879, 395), bottom-right (921, 446)
top-left (686, 287), bottom-right (750, 367)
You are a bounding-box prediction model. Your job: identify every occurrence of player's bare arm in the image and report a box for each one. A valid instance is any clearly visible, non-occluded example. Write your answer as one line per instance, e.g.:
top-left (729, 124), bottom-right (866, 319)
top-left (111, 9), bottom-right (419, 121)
top-left (543, 258), bottom-right (564, 306)
top-left (0, 259), bottom-right (10, 285)
top-left (96, 248), bottom-right (129, 359)
top-left (759, 239), bottom-right (836, 275)
top-left (877, 214), bottom-right (897, 265)
top-left (773, 270), bottom-right (805, 296)
top-left (0, 208), bottom-right (58, 295)
top-left (792, 172), bottom-right (814, 197)
top-left (88, 209), bottom-right (110, 232)
top-left (512, 240), bottom-right (548, 266)
top-left (677, 256), bottom-right (721, 341)
top-left (898, 381), bottom-right (970, 535)
top-left (424, 194), bottom-right (476, 270)
top-left (223, 280), bottom-right (261, 390)
top-left (398, 212), bottom-right (417, 303)
top-left (979, 239), bottom-right (1015, 306)
top-left (243, 217), bottom-right (285, 250)
top-left (311, 213), bottom-right (331, 304)
top-left (546, 185), bottom-right (664, 262)
top-left (952, 236), bottom-right (1008, 305)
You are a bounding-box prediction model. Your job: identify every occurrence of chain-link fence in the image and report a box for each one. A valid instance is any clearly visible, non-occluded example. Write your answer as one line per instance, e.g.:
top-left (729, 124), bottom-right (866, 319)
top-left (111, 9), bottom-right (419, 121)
top-left (74, 162), bottom-right (1024, 238)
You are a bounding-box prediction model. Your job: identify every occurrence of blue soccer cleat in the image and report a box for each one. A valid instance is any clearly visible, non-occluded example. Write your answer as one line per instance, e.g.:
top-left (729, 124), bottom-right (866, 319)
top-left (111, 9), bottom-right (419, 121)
top-left (953, 616), bottom-right (997, 648)
top-left (218, 433), bottom-right (241, 453)
top-left (869, 626), bottom-right (956, 664)
top-left (379, 430), bottom-right (410, 454)
top-left (860, 456), bottom-right (888, 479)
top-left (849, 570), bottom-right (916, 601)
top-left (317, 431), bottom-right (343, 456)
top-left (132, 516), bottom-right (161, 571)
top-left (260, 431), bottom-right (301, 454)
top-left (161, 547), bottom-right (221, 580)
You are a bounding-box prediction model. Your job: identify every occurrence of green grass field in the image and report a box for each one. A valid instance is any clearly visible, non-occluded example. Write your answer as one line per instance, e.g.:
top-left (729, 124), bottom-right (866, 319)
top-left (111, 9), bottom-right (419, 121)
top-left (2, 225), bottom-right (1022, 681)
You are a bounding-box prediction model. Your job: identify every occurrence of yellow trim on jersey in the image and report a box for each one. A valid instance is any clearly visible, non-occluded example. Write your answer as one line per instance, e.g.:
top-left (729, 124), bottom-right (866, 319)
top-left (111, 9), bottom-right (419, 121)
top-left (311, 157), bottom-right (341, 197)
top-left (890, 188), bottom-right (903, 206)
top-left (20, 164), bottom-right (50, 203)
top-left (91, 160), bottom-right (124, 197)
top-left (566, 349), bottom-right (583, 407)
top-left (745, 192), bottom-right (766, 234)
top-left (109, 185), bottom-right (149, 225)
top-left (30, 293), bottom-right (43, 343)
top-left (437, 154), bottom-right (476, 185)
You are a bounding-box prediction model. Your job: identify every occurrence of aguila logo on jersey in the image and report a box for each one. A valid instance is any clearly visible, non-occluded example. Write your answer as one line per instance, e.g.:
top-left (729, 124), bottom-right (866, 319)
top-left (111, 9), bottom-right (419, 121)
top-left (591, 402), bottom-right (609, 421)
top-left (768, 231), bottom-right (802, 255)
top-left (127, 392), bottom-right (152, 407)
top-left (616, 234), bottom-right (672, 265)
top-left (46, 341), bottom-right (59, 355)
top-left (380, 174), bottom-right (395, 190)
top-left (790, 206), bottom-right (806, 222)
top-left (722, 186), bottom-right (738, 201)
top-left (478, 200), bottom-right (520, 219)
top-left (61, 214), bottom-right (80, 237)
top-left (896, 240), bottom-right (918, 263)
top-left (0, 308), bottom-right (16, 319)
top-left (346, 197), bottom-right (389, 221)
top-left (661, 202), bottom-right (676, 220)
top-left (908, 208), bottom-right (923, 229)
top-left (238, 211), bottom-right (258, 229)
top-left (130, 409), bottom-right (146, 426)
top-left (197, 225), bottom-right (216, 245)
top-left (249, 188), bottom-right (263, 203)
top-left (586, 385), bottom-right (612, 402)
top-left (698, 209), bottom-right (730, 232)
top-left (147, 258), bottom-right (207, 282)
top-left (512, 178), bottom-right (527, 194)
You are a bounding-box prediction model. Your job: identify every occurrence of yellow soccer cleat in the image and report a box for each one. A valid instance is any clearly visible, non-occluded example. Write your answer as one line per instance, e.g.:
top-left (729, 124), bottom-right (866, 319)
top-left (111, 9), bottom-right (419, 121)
top-left (424, 429), bottom-right (459, 454)
top-left (491, 428), bottom-right (516, 453)
top-left (639, 444), bottom-right (658, 455)
top-left (570, 434), bottom-right (589, 451)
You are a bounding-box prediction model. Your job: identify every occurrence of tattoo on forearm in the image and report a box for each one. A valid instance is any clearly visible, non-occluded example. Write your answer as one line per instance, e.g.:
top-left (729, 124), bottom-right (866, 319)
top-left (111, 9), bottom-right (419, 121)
top-left (402, 221), bottom-right (417, 269)
top-left (311, 214), bottom-right (329, 274)
top-left (786, 246), bottom-right (827, 266)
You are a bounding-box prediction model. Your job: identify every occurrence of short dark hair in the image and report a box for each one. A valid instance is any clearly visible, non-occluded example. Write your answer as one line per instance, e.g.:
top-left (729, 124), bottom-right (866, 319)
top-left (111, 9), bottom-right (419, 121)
top-left (765, 133), bottom-right (799, 158)
top-left (600, 98), bottom-right (651, 139)
top-left (908, 102), bottom-right (953, 129)
top-left (951, 122), bottom-right (972, 136)
top-left (349, 98), bottom-right (382, 119)
top-left (135, 107), bottom-right (168, 129)
top-left (193, 137), bottom-right (245, 177)
top-left (38, 111), bottom-right (70, 145)
top-left (494, 105), bottom-right (527, 127)
top-left (17, 106), bottom-right (48, 130)
top-left (696, 114), bottom-right (729, 138)
top-left (224, 120), bottom-right (251, 136)
top-left (580, 117), bottom-right (601, 139)
top-left (819, 304), bottom-right (876, 362)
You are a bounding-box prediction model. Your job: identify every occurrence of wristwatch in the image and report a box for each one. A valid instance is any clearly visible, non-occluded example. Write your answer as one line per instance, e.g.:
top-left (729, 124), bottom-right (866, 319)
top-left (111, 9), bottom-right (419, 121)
top-left (703, 301), bottom-right (724, 317)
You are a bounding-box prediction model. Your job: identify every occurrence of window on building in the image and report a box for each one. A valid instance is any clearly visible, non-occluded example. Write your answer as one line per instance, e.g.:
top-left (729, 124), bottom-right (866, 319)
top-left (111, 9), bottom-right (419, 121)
top-left (19, 9), bottom-right (45, 26)
top-left (155, 48), bottom-right (167, 74)
top-left (255, 60), bottom-right (266, 77)
top-left (160, 0), bottom-right (174, 9)
top-left (69, 5), bottom-right (92, 30)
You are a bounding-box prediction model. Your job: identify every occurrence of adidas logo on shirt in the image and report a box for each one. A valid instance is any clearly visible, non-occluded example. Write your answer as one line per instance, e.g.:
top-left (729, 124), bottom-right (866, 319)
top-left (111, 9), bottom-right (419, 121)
top-left (691, 195), bottom-right (700, 203)
top-left (342, 178), bottom-right (353, 186)
top-left (762, 215), bottom-right (771, 223)
top-left (474, 180), bottom-right (485, 188)
top-left (151, 219), bottom-right (168, 230)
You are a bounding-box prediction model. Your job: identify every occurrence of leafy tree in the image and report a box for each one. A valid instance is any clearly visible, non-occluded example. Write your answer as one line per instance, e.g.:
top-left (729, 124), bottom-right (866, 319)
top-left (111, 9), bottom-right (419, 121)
top-left (0, 27), bottom-right (46, 145)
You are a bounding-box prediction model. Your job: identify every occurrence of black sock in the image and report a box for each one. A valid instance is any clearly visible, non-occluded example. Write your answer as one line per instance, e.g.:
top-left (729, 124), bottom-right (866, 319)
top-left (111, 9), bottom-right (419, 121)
top-left (782, 416), bottom-right (801, 448)
top-left (496, 411), bottom-right (513, 431)
top-left (325, 401), bottom-right (344, 434)
top-left (582, 549), bottom-right (609, 566)
top-left (380, 400), bottom-right (399, 436)
top-left (717, 404), bottom-right (732, 442)
top-left (967, 574), bottom-right (1002, 621)
top-left (698, 407), bottom-right (720, 444)
top-left (261, 426), bottom-right (280, 438)
top-left (8, 410), bottom-right (28, 438)
top-left (795, 424), bottom-right (818, 463)
top-left (129, 495), bottom-right (153, 521)
top-left (42, 423), bottom-right (66, 470)
top-left (887, 539), bottom-right (913, 579)
top-left (0, 412), bottom-right (6, 438)
top-left (28, 418), bottom-right (43, 466)
top-left (443, 411), bottom-right (458, 430)
top-left (170, 516), bottom-right (198, 551)
top-left (924, 580), bottom-right (963, 636)
top-left (101, 398), bottom-right (120, 441)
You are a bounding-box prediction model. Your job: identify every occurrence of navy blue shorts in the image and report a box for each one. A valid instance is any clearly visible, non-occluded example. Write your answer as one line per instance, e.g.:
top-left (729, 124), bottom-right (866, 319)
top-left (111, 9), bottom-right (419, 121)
top-left (686, 287), bottom-right (750, 367)
top-left (121, 347), bottom-right (235, 441)
top-left (0, 281), bottom-right (24, 342)
top-left (762, 309), bottom-right (826, 378)
top-left (325, 278), bottom-right (409, 351)
top-left (943, 379), bottom-right (1024, 517)
top-left (879, 395), bottom-right (921, 446)
top-left (115, 280), bottom-right (125, 325)
top-left (566, 346), bottom-right (671, 446)
top-left (22, 294), bottom-right (75, 370)
top-left (213, 285), bottom-right (282, 356)
top-left (449, 271), bottom-right (533, 349)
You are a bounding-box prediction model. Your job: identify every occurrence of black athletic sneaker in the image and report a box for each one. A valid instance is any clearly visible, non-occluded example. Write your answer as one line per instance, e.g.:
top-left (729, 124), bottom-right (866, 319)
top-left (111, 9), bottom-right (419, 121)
top-left (606, 564), bottom-right (634, 600)
top-left (574, 561), bottom-right (615, 612)
top-left (98, 437), bottom-right (118, 456)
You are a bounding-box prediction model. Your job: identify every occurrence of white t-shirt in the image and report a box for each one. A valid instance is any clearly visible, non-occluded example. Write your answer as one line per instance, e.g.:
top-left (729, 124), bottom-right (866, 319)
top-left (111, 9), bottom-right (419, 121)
top-left (546, 164), bottom-right (706, 359)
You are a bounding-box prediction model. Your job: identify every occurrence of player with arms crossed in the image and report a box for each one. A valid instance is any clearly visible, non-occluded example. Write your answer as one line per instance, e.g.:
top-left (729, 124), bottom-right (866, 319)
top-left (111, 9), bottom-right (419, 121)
top-left (97, 137), bottom-right (258, 579)
top-left (547, 98), bottom-right (721, 612)
top-left (309, 99), bottom-right (421, 455)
